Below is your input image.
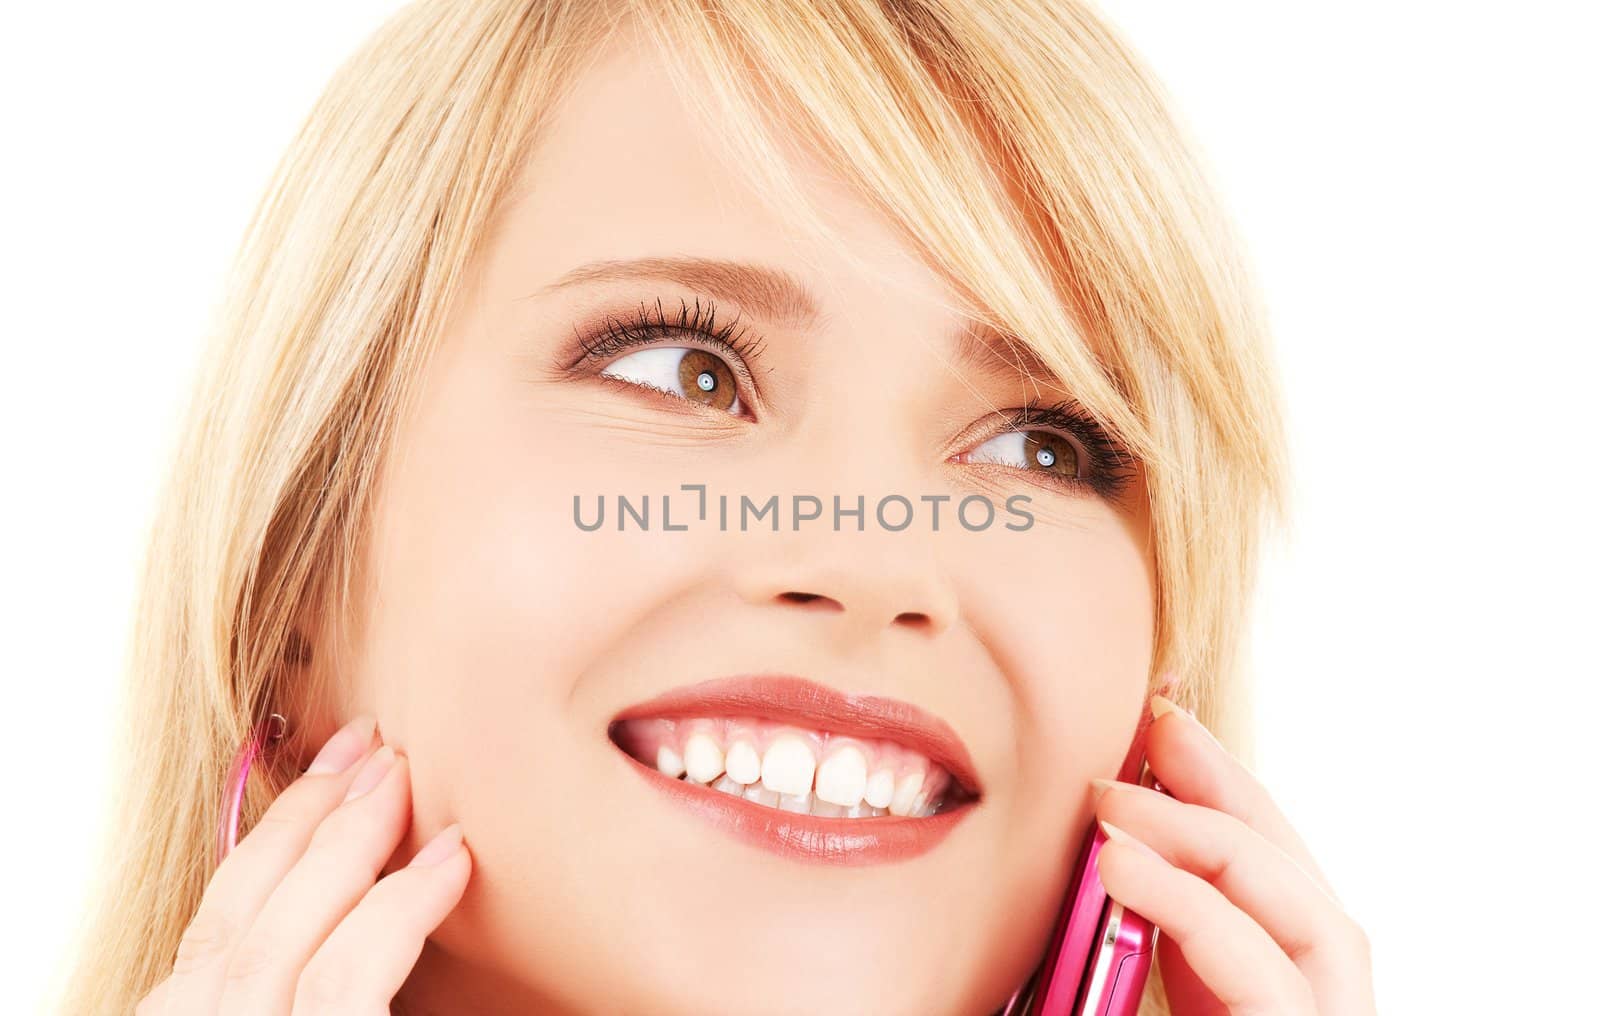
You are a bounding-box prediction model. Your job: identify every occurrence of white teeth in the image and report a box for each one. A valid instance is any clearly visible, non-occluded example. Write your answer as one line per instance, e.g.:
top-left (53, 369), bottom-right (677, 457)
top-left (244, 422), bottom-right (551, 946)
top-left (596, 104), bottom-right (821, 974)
top-left (864, 769), bottom-right (896, 809)
top-left (637, 723), bottom-right (957, 820)
top-left (743, 783), bottom-right (780, 807)
top-left (655, 745), bottom-right (685, 778)
top-left (778, 791), bottom-right (812, 814)
top-left (725, 740), bottom-right (761, 784)
top-left (889, 771), bottom-right (925, 817)
top-left (683, 732), bottom-right (724, 784)
top-left (760, 736), bottom-right (817, 796)
top-left (815, 746), bottom-right (868, 806)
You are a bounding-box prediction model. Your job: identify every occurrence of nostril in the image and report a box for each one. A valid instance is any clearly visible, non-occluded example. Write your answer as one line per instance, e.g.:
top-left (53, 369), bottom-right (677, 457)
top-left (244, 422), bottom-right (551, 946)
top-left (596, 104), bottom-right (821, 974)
top-left (894, 611), bottom-right (932, 629)
top-left (777, 591), bottom-right (844, 611)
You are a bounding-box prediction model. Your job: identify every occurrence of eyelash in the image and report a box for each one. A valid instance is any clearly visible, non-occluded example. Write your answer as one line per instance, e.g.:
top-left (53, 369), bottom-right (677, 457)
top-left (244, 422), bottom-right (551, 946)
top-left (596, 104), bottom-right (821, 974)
top-left (566, 296), bottom-right (1137, 501)
top-left (995, 397), bottom-right (1138, 500)
top-left (567, 296), bottom-right (767, 407)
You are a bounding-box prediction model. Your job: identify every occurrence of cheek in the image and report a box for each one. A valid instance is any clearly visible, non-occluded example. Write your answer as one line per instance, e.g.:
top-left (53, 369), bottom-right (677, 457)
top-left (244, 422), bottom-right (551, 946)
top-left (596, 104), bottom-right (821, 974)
top-left (979, 518), bottom-right (1154, 746)
top-left (944, 510), bottom-right (1155, 943)
top-left (955, 507), bottom-right (1155, 727)
top-left (362, 374), bottom-right (740, 810)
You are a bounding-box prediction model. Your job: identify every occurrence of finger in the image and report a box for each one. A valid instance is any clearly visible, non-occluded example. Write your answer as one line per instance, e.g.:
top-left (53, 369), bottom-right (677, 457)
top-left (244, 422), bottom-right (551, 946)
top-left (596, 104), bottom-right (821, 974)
top-left (1097, 781), bottom-right (1376, 1015)
top-left (217, 745), bottom-right (414, 1014)
top-left (1096, 821), bottom-right (1318, 1016)
top-left (292, 824), bottom-right (472, 1013)
top-left (163, 715), bottom-right (381, 1013)
top-left (1145, 696), bottom-right (1334, 895)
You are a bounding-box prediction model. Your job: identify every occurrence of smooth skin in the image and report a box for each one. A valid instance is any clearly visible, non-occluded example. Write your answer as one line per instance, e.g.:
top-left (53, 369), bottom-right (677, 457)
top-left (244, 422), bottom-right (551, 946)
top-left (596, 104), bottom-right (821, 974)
top-left (136, 716), bottom-right (472, 1014)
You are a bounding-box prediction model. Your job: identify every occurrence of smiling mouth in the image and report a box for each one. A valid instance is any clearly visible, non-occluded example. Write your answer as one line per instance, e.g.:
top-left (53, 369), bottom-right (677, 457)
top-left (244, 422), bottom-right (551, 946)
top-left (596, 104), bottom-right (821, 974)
top-left (607, 675), bottom-right (981, 864)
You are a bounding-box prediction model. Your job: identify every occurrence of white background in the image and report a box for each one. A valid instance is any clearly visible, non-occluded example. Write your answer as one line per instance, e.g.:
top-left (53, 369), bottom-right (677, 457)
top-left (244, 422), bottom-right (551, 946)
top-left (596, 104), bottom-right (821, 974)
top-left (4, 2), bottom-right (1595, 1012)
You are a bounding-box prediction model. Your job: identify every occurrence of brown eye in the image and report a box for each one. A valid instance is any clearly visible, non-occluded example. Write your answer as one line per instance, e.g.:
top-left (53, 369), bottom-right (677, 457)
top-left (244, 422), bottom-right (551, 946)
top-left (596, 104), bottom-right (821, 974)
top-left (1023, 432), bottom-right (1078, 477)
top-left (677, 349), bottom-right (736, 412)
top-left (599, 346), bottom-right (745, 416)
top-left (962, 430), bottom-right (1083, 479)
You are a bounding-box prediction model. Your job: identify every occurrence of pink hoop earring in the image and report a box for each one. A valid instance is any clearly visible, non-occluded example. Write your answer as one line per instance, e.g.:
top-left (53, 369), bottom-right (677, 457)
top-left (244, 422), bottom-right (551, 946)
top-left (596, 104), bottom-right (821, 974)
top-left (216, 712), bottom-right (288, 865)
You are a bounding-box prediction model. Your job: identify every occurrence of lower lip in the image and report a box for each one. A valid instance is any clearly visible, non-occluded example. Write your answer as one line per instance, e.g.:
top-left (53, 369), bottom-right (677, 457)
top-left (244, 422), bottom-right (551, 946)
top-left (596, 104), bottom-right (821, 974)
top-left (615, 746), bottom-right (975, 866)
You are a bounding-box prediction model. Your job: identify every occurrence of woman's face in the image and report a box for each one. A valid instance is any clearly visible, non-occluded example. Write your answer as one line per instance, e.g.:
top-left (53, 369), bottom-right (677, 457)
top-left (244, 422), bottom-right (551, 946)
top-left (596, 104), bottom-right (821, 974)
top-left (345, 28), bottom-right (1155, 1016)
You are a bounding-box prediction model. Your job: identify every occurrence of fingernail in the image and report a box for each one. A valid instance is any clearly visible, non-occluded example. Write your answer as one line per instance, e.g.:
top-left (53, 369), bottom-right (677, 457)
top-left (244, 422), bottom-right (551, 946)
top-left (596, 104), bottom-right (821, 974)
top-left (408, 823), bottom-right (464, 868)
top-left (305, 715), bottom-right (378, 775)
top-left (1090, 778), bottom-right (1121, 801)
top-left (1149, 695), bottom-right (1188, 721)
top-left (1100, 820), bottom-right (1163, 860)
top-left (342, 745), bottom-right (397, 802)
top-left (1151, 694), bottom-right (1221, 746)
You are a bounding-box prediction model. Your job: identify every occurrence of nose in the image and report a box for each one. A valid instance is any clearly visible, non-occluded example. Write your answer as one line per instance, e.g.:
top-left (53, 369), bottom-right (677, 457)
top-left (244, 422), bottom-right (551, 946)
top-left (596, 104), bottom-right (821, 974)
top-left (732, 534), bottom-right (960, 645)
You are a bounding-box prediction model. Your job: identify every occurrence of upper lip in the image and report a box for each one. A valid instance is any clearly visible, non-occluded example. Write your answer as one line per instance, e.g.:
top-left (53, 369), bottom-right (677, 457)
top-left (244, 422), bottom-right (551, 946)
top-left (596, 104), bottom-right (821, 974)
top-left (610, 674), bottom-right (982, 796)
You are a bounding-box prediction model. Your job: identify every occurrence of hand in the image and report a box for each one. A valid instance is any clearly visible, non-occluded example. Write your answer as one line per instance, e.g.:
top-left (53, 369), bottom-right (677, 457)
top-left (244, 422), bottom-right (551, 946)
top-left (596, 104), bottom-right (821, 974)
top-left (137, 715), bottom-right (473, 1014)
top-left (1092, 697), bottom-right (1376, 1016)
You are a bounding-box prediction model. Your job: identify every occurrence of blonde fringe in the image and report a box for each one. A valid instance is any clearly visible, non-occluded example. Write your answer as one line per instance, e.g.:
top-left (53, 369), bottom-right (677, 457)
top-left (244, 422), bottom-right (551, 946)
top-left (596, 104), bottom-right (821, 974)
top-left (55, 2), bottom-right (1285, 1013)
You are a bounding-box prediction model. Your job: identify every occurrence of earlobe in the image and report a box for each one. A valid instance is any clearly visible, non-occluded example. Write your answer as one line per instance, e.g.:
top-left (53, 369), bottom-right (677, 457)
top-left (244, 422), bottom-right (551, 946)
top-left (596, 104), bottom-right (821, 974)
top-left (273, 624), bottom-right (328, 773)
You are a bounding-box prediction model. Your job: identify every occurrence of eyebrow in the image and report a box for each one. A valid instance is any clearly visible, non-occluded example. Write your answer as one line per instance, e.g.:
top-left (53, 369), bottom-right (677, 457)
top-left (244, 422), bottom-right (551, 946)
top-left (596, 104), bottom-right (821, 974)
top-left (535, 256), bottom-right (821, 328)
top-left (534, 255), bottom-right (1056, 382)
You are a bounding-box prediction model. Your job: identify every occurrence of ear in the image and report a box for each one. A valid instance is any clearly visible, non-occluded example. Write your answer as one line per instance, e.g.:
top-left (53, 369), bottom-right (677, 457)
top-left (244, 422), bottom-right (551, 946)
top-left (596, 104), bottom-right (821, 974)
top-left (276, 593), bottom-right (377, 773)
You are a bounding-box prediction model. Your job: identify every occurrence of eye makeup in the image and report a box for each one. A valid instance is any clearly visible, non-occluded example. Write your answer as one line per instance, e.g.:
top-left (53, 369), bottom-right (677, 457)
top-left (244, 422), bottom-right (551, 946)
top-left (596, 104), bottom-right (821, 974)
top-left (554, 293), bottom-right (1138, 501)
top-left (561, 295), bottom-right (768, 415)
top-left (963, 397), bottom-right (1139, 502)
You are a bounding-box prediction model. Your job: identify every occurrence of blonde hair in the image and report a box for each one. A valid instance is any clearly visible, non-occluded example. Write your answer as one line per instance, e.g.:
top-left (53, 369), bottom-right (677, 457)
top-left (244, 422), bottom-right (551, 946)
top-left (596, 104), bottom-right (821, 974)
top-left (58, 1), bottom-right (1286, 1012)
